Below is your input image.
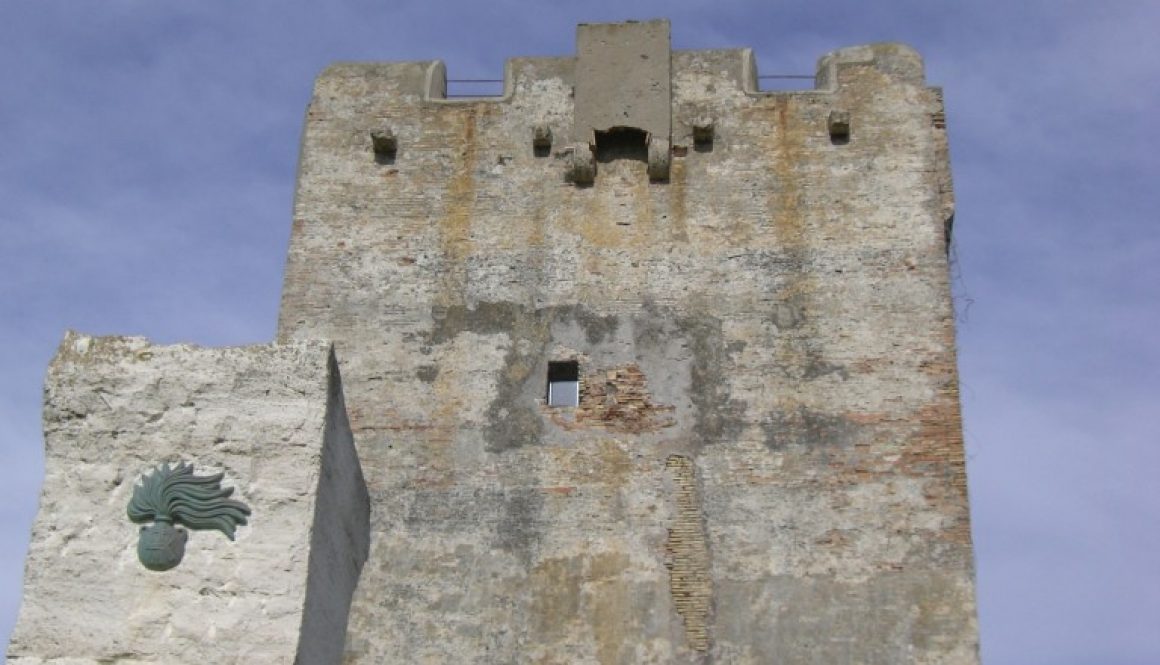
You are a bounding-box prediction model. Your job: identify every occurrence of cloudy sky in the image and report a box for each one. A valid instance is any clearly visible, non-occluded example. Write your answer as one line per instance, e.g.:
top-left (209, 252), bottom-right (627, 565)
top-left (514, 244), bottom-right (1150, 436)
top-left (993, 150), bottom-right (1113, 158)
top-left (1, 1), bottom-right (1157, 662)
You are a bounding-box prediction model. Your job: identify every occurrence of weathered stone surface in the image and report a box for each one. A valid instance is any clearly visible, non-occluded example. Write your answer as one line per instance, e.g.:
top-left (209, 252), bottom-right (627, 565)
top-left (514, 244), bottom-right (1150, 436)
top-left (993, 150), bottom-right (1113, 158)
top-left (7, 334), bottom-right (368, 665)
top-left (275, 22), bottom-right (977, 665)
top-left (574, 20), bottom-right (671, 144)
top-left (9, 20), bottom-right (978, 665)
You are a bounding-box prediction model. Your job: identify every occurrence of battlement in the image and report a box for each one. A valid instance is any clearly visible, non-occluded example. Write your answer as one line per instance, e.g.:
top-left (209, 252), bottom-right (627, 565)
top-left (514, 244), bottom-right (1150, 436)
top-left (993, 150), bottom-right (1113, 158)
top-left (316, 26), bottom-right (930, 103)
top-left (301, 21), bottom-right (947, 189)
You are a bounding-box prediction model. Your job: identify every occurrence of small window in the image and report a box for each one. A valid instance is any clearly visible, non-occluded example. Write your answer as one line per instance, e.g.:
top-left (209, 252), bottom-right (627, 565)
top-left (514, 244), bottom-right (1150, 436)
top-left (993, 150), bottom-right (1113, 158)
top-left (546, 361), bottom-right (579, 407)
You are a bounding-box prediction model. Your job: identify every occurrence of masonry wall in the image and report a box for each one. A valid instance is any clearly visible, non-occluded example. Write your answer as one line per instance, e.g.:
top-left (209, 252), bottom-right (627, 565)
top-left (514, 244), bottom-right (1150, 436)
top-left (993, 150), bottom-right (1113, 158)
top-left (8, 336), bottom-right (369, 665)
top-left (278, 24), bottom-right (977, 664)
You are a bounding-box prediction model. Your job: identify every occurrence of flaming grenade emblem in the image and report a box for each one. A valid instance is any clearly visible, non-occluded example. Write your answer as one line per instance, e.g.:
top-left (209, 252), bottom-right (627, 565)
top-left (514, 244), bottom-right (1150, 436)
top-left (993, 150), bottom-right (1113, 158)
top-left (126, 462), bottom-right (251, 571)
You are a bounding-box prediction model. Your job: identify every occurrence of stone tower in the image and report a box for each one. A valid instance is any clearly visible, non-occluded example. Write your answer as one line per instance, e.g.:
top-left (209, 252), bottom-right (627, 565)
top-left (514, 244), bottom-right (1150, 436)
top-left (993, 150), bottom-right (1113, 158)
top-left (10, 20), bottom-right (979, 665)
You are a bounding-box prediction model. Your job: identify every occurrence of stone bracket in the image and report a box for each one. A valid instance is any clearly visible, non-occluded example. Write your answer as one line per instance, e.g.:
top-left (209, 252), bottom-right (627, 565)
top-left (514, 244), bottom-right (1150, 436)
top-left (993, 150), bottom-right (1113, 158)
top-left (572, 20), bottom-right (672, 185)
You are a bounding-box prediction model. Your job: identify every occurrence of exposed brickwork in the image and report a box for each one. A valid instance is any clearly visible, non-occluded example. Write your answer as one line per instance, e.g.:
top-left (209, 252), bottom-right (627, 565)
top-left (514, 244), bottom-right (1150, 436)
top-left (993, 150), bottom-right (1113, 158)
top-left (553, 363), bottom-right (675, 433)
top-left (665, 455), bottom-right (712, 653)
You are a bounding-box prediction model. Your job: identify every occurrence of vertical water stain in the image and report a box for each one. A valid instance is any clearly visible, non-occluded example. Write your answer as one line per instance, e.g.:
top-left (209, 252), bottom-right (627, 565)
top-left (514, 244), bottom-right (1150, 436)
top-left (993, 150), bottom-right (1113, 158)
top-left (437, 107), bottom-right (480, 306)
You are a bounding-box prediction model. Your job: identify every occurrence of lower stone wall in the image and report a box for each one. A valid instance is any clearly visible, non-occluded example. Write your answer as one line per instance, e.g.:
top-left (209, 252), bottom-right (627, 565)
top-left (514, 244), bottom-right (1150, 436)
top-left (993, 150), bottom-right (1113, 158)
top-left (7, 334), bottom-right (368, 665)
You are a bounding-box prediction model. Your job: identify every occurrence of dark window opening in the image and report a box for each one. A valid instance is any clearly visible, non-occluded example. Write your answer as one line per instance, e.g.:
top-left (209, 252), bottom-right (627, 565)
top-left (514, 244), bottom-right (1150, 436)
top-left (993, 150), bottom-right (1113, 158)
top-left (547, 361), bottom-right (580, 407)
top-left (594, 127), bottom-right (648, 163)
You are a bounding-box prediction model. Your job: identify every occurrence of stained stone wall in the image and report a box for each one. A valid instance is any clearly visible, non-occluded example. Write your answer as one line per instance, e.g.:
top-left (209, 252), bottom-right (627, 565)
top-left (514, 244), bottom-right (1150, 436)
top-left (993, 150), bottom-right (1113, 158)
top-left (7, 335), bottom-right (369, 665)
top-left (277, 20), bottom-right (978, 664)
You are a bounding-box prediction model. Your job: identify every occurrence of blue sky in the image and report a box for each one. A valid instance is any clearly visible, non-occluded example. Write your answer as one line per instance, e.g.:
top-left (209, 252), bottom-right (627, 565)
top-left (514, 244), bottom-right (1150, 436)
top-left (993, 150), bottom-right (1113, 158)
top-left (2, 1), bottom-right (1157, 662)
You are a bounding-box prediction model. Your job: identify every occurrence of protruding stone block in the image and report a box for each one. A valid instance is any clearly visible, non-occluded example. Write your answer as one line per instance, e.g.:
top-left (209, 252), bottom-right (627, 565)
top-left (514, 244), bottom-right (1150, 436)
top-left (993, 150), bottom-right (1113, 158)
top-left (8, 334), bottom-right (369, 665)
top-left (371, 128), bottom-right (397, 156)
top-left (532, 124), bottom-right (552, 151)
top-left (828, 110), bottom-right (851, 139)
top-left (647, 137), bottom-right (671, 181)
top-left (567, 142), bottom-right (596, 184)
